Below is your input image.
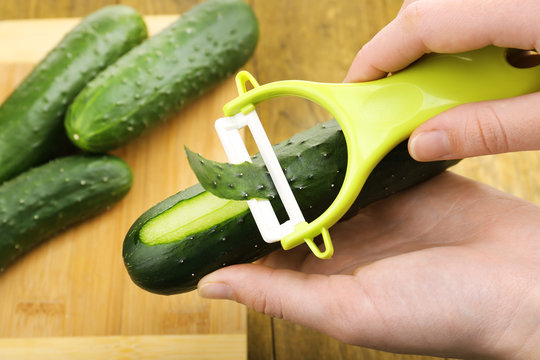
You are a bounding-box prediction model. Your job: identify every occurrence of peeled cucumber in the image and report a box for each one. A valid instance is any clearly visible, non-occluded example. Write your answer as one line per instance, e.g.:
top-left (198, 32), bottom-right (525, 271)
top-left (123, 119), bottom-right (459, 295)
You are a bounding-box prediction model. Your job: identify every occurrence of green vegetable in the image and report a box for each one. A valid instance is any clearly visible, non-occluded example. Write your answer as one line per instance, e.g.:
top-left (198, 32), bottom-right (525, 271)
top-left (123, 119), bottom-right (459, 295)
top-left (0, 5), bottom-right (147, 184)
top-left (185, 148), bottom-right (280, 201)
top-left (65, 0), bottom-right (259, 152)
top-left (0, 154), bottom-right (133, 271)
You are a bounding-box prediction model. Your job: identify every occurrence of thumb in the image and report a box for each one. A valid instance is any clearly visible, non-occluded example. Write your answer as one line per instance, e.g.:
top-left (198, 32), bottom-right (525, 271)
top-left (197, 264), bottom-right (375, 344)
top-left (409, 92), bottom-right (540, 161)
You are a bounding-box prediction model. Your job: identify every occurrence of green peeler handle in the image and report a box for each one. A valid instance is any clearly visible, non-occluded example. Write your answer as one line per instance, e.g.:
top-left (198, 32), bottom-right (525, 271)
top-left (223, 46), bottom-right (540, 259)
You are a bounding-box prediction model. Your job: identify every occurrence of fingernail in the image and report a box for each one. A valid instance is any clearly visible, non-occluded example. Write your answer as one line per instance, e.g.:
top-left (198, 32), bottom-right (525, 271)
top-left (410, 130), bottom-right (451, 160)
top-left (198, 282), bottom-right (234, 300)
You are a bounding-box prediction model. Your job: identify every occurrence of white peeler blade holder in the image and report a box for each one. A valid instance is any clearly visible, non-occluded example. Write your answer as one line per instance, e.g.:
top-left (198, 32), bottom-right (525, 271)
top-left (215, 110), bottom-right (305, 243)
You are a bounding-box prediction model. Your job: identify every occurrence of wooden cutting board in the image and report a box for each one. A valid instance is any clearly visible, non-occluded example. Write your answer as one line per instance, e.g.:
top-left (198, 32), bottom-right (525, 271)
top-left (0, 16), bottom-right (246, 358)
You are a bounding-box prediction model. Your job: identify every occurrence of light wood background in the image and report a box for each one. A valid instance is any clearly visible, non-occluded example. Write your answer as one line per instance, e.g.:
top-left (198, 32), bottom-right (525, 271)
top-left (1, 1), bottom-right (540, 359)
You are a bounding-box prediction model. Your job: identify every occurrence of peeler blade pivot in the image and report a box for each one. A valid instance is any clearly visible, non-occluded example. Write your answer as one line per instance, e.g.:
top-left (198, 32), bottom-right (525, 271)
top-left (215, 110), bottom-right (306, 243)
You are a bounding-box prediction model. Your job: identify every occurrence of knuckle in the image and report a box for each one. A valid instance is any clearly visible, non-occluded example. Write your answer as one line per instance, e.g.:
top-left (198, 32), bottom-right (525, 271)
top-left (399, 1), bottom-right (430, 51)
top-left (468, 105), bottom-right (510, 155)
top-left (400, 1), bottom-right (426, 30)
top-left (247, 287), bottom-right (284, 320)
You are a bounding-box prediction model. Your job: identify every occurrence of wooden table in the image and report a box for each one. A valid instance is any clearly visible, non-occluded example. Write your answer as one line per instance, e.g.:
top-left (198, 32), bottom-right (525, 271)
top-left (1, 1), bottom-right (539, 359)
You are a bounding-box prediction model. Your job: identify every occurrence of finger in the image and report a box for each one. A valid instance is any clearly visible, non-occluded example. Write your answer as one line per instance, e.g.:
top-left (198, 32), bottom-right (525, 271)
top-left (197, 256), bottom-right (492, 357)
top-left (344, 0), bottom-right (540, 82)
top-left (198, 264), bottom-right (374, 343)
top-left (408, 92), bottom-right (540, 160)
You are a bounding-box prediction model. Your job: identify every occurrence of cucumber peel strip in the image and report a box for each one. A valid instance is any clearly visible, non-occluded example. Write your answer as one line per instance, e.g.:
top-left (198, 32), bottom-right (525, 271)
top-left (185, 147), bottom-right (276, 200)
top-left (185, 120), bottom-right (347, 201)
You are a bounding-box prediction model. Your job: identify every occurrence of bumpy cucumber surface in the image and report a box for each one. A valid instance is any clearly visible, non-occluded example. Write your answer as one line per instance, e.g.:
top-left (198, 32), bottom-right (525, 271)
top-left (0, 155), bottom-right (133, 271)
top-left (65, 0), bottom-right (259, 152)
top-left (123, 120), bottom-right (459, 295)
top-left (0, 6), bottom-right (147, 184)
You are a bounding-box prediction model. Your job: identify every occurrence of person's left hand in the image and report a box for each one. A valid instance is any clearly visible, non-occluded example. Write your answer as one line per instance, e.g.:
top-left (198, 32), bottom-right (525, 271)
top-left (198, 172), bottom-right (540, 359)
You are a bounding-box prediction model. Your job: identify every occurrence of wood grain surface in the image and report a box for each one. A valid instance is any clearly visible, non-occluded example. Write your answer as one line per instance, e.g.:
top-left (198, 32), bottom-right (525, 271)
top-left (0, 334), bottom-right (246, 360)
top-left (2, 1), bottom-right (540, 360)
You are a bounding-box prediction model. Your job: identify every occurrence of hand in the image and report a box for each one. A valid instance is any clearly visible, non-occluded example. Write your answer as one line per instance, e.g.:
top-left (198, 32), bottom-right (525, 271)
top-left (345, 0), bottom-right (540, 161)
top-left (198, 173), bottom-right (540, 359)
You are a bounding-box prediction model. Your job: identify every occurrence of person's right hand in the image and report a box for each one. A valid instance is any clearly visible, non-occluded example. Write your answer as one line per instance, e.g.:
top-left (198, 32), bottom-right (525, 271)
top-left (344, 0), bottom-right (540, 162)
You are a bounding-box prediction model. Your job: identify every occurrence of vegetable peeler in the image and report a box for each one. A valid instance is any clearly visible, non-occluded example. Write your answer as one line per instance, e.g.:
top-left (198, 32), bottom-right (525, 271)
top-left (214, 46), bottom-right (540, 259)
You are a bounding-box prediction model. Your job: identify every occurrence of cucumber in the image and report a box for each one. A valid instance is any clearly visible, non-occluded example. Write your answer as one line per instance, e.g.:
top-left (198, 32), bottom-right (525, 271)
top-left (0, 6), bottom-right (147, 184)
top-left (65, 0), bottom-right (259, 152)
top-left (0, 154), bottom-right (133, 271)
top-left (123, 120), bottom-right (459, 295)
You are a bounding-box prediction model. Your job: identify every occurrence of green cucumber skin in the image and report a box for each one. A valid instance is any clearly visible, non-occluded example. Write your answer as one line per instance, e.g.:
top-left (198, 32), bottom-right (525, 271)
top-left (65, 0), bottom-right (259, 152)
top-left (123, 120), bottom-right (459, 295)
top-left (0, 6), bottom-right (147, 184)
top-left (0, 155), bottom-right (133, 271)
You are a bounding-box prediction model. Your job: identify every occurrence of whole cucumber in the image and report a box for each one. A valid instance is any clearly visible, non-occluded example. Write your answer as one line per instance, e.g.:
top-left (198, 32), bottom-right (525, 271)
top-left (0, 154), bottom-right (133, 271)
top-left (0, 5), bottom-right (147, 184)
top-left (65, 0), bottom-right (259, 152)
top-left (123, 120), bottom-right (459, 295)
